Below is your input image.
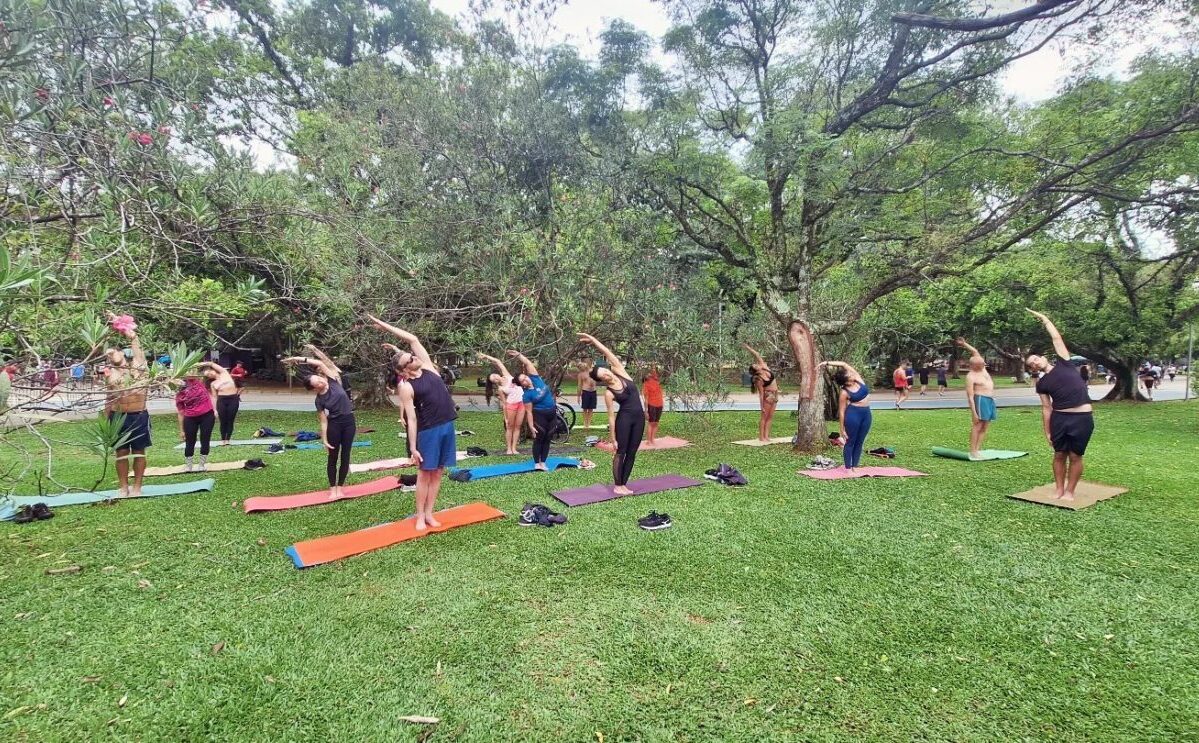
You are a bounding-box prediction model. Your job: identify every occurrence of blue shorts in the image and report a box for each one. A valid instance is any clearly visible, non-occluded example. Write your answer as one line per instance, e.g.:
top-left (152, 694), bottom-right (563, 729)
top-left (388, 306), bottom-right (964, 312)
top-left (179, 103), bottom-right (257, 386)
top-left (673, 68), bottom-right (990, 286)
top-left (416, 420), bottom-right (457, 471)
top-left (975, 395), bottom-right (997, 422)
top-left (580, 390), bottom-right (597, 410)
top-left (110, 410), bottom-right (152, 450)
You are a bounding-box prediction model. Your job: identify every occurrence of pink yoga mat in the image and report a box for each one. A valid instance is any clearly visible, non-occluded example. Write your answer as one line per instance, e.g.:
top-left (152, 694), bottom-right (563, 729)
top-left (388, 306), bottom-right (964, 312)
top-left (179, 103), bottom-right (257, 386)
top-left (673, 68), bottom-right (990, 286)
top-left (244, 476), bottom-right (402, 513)
top-left (595, 436), bottom-right (690, 453)
top-left (799, 466), bottom-right (927, 480)
top-left (552, 474), bottom-right (704, 507)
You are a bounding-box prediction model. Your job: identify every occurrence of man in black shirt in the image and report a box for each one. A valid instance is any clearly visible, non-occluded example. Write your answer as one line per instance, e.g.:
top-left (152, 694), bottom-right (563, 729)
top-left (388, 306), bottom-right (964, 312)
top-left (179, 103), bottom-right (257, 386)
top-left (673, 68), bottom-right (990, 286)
top-left (1026, 309), bottom-right (1094, 502)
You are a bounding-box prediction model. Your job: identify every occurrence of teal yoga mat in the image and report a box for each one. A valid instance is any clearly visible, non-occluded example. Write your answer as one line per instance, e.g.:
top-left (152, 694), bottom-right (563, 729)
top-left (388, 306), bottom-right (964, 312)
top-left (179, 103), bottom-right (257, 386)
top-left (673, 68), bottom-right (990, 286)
top-left (932, 447), bottom-right (1028, 461)
top-left (449, 457), bottom-right (579, 482)
top-left (2, 478), bottom-right (216, 520)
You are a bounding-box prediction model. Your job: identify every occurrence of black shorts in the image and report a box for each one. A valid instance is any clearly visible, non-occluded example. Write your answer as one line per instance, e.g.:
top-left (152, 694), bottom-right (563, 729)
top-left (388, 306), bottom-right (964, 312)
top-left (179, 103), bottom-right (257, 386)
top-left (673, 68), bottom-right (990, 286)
top-left (580, 390), bottom-right (597, 410)
top-left (647, 405), bottom-right (663, 423)
top-left (1050, 411), bottom-right (1094, 455)
top-left (937, 379), bottom-right (948, 387)
top-left (919, 373), bottom-right (929, 385)
top-left (111, 409), bottom-right (152, 450)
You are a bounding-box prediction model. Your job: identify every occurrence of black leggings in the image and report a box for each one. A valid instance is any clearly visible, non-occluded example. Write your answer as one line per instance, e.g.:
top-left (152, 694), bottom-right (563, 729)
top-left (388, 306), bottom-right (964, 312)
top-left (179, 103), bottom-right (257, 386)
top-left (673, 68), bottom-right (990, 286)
top-left (216, 395), bottom-right (240, 441)
top-left (612, 411), bottom-right (645, 486)
top-left (531, 407), bottom-right (555, 464)
top-left (326, 414), bottom-right (356, 487)
top-left (182, 411), bottom-right (214, 457)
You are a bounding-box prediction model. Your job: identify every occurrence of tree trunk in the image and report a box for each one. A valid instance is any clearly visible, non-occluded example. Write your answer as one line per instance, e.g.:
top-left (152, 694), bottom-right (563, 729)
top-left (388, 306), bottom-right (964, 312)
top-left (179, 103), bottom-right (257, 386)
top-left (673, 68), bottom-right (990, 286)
top-left (786, 319), bottom-right (825, 451)
top-left (1100, 359), bottom-right (1150, 401)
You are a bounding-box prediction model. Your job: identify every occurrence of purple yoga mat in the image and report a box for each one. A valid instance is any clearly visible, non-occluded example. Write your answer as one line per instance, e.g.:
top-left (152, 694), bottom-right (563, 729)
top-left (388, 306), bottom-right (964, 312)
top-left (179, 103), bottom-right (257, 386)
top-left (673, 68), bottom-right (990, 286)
top-left (552, 474), bottom-right (705, 507)
top-left (799, 466), bottom-right (927, 480)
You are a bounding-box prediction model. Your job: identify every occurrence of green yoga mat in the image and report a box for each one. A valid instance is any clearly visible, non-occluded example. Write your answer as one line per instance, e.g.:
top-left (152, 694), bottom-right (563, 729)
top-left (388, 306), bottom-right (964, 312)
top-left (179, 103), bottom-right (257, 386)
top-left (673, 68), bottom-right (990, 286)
top-left (3, 479), bottom-right (216, 519)
top-left (932, 447), bottom-right (1028, 461)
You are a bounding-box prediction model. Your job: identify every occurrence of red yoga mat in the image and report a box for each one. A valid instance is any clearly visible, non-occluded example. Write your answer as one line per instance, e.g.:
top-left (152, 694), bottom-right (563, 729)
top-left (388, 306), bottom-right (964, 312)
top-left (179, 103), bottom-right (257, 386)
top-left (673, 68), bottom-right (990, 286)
top-left (799, 466), bottom-right (927, 480)
top-left (244, 476), bottom-right (401, 513)
top-left (285, 502), bottom-right (505, 568)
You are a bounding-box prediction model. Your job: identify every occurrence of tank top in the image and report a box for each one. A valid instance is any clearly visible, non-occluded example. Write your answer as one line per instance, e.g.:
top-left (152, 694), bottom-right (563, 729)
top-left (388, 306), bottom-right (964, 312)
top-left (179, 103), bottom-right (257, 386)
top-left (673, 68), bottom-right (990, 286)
top-left (611, 376), bottom-right (643, 416)
top-left (846, 381), bottom-right (870, 403)
top-left (407, 370), bottom-right (458, 430)
top-left (504, 382), bottom-right (524, 405)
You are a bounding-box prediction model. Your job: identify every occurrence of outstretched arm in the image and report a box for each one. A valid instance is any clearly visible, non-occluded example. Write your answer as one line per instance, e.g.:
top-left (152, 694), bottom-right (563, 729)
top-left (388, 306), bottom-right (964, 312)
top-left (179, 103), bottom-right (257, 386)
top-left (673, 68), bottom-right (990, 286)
top-left (477, 353), bottom-right (512, 379)
top-left (818, 360), bottom-right (863, 384)
top-left (956, 337), bottom-right (983, 361)
top-left (367, 315), bottom-right (435, 369)
top-left (743, 343), bottom-right (766, 368)
top-left (304, 344), bottom-right (341, 375)
top-left (281, 356), bottom-right (339, 381)
top-left (198, 361), bottom-right (228, 374)
top-left (506, 350), bottom-right (538, 376)
top-left (577, 333), bottom-right (628, 379)
top-left (1026, 309), bottom-right (1070, 360)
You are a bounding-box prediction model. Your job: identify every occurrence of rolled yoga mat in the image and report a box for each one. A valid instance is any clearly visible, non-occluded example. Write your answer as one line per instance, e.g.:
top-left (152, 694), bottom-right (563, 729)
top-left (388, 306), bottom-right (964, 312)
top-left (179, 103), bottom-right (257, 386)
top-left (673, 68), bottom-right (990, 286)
top-left (552, 474), bottom-right (705, 507)
top-left (293, 440), bottom-right (372, 450)
top-left (799, 466), bottom-right (927, 480)
top-left (243, 476), bottom-right (401, 513)
top-left (144, 460), bottom-right (254, 477)
top-left (285, 502), bottom-right (506, 568)
top-left (2, 479), bottom-right (216, 519)
top-left (449, 457), bottom-right (579, 482)
top-left (174, 438), bottom-right (280, 450)
top-left (932, 447), bottom-right (1028, 461)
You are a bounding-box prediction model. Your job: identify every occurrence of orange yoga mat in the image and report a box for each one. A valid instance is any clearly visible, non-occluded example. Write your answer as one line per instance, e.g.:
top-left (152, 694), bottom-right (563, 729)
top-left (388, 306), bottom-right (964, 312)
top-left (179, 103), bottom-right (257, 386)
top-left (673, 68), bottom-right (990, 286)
top-left (285, 501), bottom-right (506, 568)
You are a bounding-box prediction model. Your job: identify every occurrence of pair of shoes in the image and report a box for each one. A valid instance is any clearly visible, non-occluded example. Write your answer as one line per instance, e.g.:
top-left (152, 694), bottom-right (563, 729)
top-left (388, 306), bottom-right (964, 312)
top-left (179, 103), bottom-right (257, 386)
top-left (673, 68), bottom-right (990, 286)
top-left (638, 511), bottom-right (672, 531)
top-left (584, 435), bottom-right (600, 447)
top-left (867, 447), bottom-right (895, 459)
top-left (266, 444), bottom-right (286, 454)
top-left (518, 502), bottom-right (567, 527)
top-left (577, 458), bottom-right (597, 470)
top-left (13, 503), bottom-right (54, 524)
top-left (243, 459), bottom-right (267, 470)
top-left (465, 446), bottom-right (488, 457)
top-left (807, 456), bottom-right (838, 470)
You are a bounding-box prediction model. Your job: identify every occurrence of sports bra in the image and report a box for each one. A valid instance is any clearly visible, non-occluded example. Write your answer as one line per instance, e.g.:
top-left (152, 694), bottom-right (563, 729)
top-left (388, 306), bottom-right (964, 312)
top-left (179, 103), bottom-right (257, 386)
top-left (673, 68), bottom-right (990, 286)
top-left (761, 370), bottom-right (776, 387)
top-left (611, 376), bottom-right (643, 415)
top-left (846, 381), bottom-right (870, 403)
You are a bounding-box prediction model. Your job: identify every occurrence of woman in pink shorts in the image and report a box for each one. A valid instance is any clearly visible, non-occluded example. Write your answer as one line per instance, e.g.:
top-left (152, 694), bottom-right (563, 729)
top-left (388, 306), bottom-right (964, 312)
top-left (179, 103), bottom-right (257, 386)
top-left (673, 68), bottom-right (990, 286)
top-left (478, 352), bottom-right (529, 455)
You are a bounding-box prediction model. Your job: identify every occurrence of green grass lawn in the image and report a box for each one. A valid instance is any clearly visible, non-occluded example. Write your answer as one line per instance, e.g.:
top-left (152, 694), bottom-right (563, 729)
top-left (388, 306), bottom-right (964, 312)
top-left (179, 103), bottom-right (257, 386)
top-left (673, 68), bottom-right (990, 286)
top-left (2, 403), bottom-right (1197, 740)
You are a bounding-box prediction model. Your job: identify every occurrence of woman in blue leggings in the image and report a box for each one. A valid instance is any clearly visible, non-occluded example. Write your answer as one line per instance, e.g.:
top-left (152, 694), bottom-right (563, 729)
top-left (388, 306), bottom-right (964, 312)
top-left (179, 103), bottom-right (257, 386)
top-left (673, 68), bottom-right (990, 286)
top-left (820, 360), bottom-right (872, 470)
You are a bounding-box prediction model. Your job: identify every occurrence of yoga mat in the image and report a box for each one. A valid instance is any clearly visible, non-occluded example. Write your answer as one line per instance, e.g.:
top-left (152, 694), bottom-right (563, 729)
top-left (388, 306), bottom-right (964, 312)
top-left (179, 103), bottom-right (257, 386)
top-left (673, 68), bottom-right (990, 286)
top-left (450, 457), bottom-right (579, 482)
top-left (293, 440), bottom-right (372, 450)
top-left (144, 460), bottom-right (251, 477)
top-left (3, 479), bottom-right (216, 518)
top-left (799, 466), bottom-right (928, 480)
top-left (1008, 482), bottom-right (1128, 510)
top-left (349, 451), bottom-right (470, 474)
top-left (595, 436), bottom-right (691, 453)
top-left (932, 447), bottom-right (1028, 461)
top-left (244, 476), bottom-right (401, 513)
top-left (731, 437), bottom-right (794, 447)
top-left (174, 438), bottom-right (280, 450)
top-left (552, 474), bottom-right (705, 507)
top-left (285, 502), bottom-right (505, 568)
top-left (514, 445), bottom-right (585, 456)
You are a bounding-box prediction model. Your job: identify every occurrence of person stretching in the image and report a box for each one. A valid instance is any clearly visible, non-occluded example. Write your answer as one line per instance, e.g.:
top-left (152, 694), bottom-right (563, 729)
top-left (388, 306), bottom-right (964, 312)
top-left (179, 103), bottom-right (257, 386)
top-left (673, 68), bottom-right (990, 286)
top-left (103, 317), bottom-right (150, 497)
top-left (821, 360), bottom-right (871, 471)
top-left (478, 352), bottom-right (525, 455)
top-left (936, 363), bottom-right (948, 396)
top-left (369, 315), bottom-right (457, 531)
top-left (577, 359), bottom-right (598, 429)
top-left (1026, 309), bottom-right (1094, 502)
top-left (642, 366), bottom-right (665, 445)
top-left (283, 351), bottom-right (356, 499)
top-left (509, 350), bottom-right (556, 471)
top-left (744, 344), bottom-right (780, 441)
top-left (197, 361), bottom-right (241, 445)
top-left (957, 337), bottom-right (996, 460)
top-left (892, 362), bottom-right (910, 409)
top-left (578, 332), bottom-right (643, 496)
top-left (175, 375), bottom-right (214, 472)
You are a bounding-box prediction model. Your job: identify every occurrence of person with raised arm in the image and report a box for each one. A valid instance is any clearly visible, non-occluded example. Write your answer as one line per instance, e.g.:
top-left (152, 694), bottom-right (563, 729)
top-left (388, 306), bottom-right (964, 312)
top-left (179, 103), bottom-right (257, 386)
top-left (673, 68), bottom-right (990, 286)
top-left (578, 332), bottom-right (643, 495)
top-left (957, 337), bottom-right (997, 460)
top-left (744, 343), bottom-right (780, 442)
top-left (1026, 310), bottom-right (1094, 502)
top-left (819, 360), bottom-right (872, 471)
top-left (368, 315), bottom-right (457, 530)
top-left (507, 350), bottom-right (557, 471)
top-left (103, 315), bottom-right (151, 497)
top-left (196, 361), bottom-right (241, 445)
top-left (282, 350), bottom-right (356, 500)
top-left (478, 352), bottom-right (526, 456)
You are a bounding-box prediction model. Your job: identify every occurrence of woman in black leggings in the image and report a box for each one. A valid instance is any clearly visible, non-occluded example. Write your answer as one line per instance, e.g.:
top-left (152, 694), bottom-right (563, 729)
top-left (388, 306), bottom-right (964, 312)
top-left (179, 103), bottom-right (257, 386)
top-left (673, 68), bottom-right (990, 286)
top-left (578, 332), bottom-right (643, 495)
top-left (284, 347), bottom-right (356, 499)
top-left (175, 376), bottom-right (215, 472)
top-left (198, 362), bottom-right (241, 444)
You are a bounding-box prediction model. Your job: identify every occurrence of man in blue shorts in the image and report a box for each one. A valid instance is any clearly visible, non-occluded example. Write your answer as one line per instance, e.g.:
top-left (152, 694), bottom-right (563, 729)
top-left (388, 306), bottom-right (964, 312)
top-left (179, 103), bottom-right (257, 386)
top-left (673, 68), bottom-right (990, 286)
top-left (369, 315), bottom-right (457, 531)
top-left (957, 337), bottom-right (996, 460)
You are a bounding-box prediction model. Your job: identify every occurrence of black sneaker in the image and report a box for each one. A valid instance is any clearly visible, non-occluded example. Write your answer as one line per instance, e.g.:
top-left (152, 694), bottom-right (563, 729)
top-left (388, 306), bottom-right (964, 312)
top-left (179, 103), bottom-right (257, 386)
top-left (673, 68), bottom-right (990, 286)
top-left (31, 503), bottom-right (54, 521)
top-left (13, 506), bottom-right (36, 524)
top-left (243, 459), bottom-right (266, 470)
top-left (449, 469), bottom-right (472, 483)
top-left (266, 444), bottom-right (285, 454)
top-left (637, 510), bottom-right (663, 527)
top-left (639, 512), bottom-right (672, 531)
top-left (518, 503), bottom-right (539, 527)
top-left (533, 505), bottom-right (554, 527)
top-left (548, 512), bottom-right (567, 525)
top-left (399, 474), bottom-right (418, 487)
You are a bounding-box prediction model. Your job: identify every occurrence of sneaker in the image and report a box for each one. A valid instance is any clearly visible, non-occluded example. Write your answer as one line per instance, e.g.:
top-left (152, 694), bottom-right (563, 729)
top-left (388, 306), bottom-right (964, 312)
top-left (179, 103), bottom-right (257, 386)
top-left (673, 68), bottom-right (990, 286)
top-left (637, 511), bottom-right (666, 527)
top-left (577, 458), bottom-right (596, 470)
top-left (449, 469), bottom-right (472, 483)
top-left (639, 512), bottom-right (672, 531)
top-left (13, 506), bottom-right (36, 524)
top-left (243, 459), bottom-right (267, 470)
top-left (465, 446), bottom-right (488, 457)
top-left (266, 444), bottom-right (285, 454)
top-left (398, 474), bottom-right (418, 487)
top-left (518, 503), bottom-right (539, 527)
top-left (31, 503), bottom-right (53, 521)
top-left (548, 512), bottom-right (567, 525)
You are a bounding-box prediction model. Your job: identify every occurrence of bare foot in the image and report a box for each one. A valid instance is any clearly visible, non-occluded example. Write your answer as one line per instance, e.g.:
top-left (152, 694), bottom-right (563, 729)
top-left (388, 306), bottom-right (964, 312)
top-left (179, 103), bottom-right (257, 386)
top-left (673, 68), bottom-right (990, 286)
top-left (414, 518), bottom-right (428, 531)
top-left (426, 514), bottom-right (442, 528)
top-left (535, 464), bottom-right (548, 472)
top-left (129, 488), bottom-right (142, 498)
top-left (613, 486), bottom-right (633, 496)
top-left (969, 452), bottom-right (982, 461)
top-left (117, 488), bottom-right (129, 498)
top-left (1061, 492), bottom-right (1076, 502)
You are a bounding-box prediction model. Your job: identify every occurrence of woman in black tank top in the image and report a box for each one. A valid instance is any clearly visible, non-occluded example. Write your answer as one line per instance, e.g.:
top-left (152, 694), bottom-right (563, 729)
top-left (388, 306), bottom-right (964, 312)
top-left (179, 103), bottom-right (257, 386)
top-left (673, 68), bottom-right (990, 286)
top-left (578, 333), bottom-right (644, 495)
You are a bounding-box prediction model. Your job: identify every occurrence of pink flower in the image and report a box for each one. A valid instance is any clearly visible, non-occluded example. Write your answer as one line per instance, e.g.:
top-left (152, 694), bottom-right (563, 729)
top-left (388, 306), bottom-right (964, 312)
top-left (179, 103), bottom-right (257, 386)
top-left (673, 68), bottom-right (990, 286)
top-left (157, 125), bottom-right (171, 136)
top-left (103, 96), bottom-right (114, 108)
top-left (137, 133), bottom-right (153, 146)
top-left (35, 88), bottom-right (49, 101)
top-left (110, 314), bottom-right (137, 334)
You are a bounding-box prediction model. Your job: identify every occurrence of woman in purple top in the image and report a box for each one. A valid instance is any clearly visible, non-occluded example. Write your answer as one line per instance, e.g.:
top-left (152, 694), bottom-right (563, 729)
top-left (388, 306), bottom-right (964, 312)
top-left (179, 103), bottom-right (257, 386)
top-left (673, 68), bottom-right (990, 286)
top-left (175, 376), bottom-right (215, 472)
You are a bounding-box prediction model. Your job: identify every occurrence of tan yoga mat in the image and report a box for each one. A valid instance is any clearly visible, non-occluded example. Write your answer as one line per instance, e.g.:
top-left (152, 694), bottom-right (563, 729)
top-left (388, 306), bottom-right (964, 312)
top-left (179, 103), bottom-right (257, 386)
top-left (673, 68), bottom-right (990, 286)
top-left (1008, 481), bottom-right (1128, 510)
top-left (144, 460), bottom-right (251, 477)
top-left (731, 437), bottom-right (793, 447)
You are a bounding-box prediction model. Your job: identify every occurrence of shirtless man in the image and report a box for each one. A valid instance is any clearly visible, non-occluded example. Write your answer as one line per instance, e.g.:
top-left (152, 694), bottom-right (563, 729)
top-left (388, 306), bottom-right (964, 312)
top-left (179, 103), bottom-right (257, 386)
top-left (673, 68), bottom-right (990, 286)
top-left (103, 317), bottom-right (150, 497)
top-left (957, 337), bottom-right (996, 460)
top-left (576, 358), bottom-right (598, 429)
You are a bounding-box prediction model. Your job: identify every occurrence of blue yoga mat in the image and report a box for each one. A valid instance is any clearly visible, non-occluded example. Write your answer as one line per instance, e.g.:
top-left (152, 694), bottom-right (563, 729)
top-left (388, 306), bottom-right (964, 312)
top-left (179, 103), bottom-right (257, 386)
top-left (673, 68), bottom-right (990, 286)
top-left (449, 457), bottom-right (579, 482)
top-left (2, 479), bottom-right (216, 520)
top-left (294, 440), bottom-right (372, 450)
